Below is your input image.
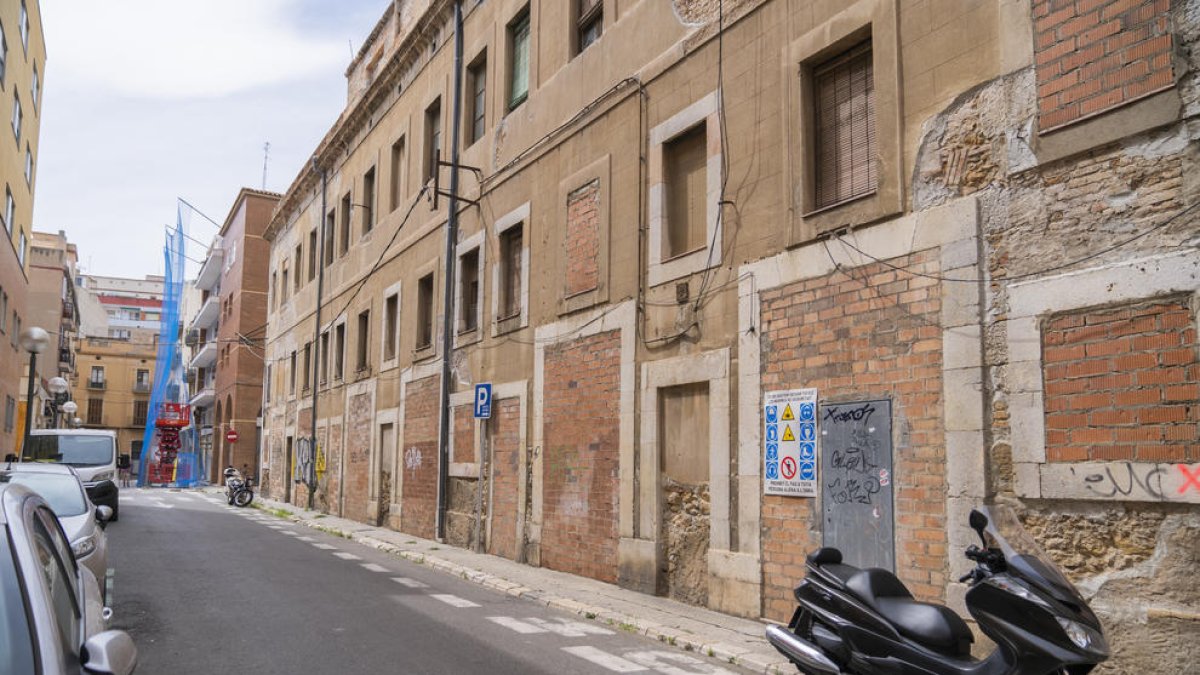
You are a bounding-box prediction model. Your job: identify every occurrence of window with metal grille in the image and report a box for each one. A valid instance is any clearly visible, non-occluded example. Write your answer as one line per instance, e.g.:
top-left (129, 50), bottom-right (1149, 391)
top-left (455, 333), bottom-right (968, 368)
top-left (87, 398), bottom-right (103, 425)
top-left (133, 400), bottom-right (148, 427)
top-left (812, 41), bottom-right (876, 210)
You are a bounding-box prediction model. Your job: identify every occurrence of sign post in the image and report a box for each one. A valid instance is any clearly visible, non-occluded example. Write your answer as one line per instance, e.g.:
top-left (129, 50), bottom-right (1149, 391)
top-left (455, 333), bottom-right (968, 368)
top-left (763, 388), bottom-right (818, 497)
top-left (474, 383), bottom-right (492, 419)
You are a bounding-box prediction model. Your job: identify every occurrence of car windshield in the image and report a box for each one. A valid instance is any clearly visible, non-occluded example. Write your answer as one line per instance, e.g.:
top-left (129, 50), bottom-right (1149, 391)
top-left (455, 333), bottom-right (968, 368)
top-left (0, 530), bottom-right (36, 675)
top-left (982, 505), bottom-right (1084, 605)
top-left (1, 474), bottom-right (88, 517)
top-left (22, 434), bottom-right (115, 467)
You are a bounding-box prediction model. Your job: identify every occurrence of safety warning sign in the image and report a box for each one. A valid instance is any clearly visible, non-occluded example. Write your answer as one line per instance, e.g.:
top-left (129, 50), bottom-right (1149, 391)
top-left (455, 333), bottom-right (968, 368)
top-left (763, 388), bottom-right (817, 497)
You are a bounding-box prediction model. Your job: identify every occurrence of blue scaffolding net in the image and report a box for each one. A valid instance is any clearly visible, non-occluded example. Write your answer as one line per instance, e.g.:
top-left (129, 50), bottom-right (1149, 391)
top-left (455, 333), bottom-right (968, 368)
top-left (137, 215), bottom-right (202, 487)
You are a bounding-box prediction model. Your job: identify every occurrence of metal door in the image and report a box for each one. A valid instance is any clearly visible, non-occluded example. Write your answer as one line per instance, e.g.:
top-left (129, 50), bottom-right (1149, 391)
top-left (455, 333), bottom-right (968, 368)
top-left (819, 399), bottom-right (894, 571)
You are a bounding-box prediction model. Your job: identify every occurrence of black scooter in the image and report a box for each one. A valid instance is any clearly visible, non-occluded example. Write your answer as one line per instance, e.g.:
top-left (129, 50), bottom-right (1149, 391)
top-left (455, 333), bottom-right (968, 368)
top-left (767, 505), bottom-right (1109, 674)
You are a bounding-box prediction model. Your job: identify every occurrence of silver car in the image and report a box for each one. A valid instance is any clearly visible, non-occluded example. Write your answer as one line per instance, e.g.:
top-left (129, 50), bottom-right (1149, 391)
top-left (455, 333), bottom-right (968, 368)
top-left (0, 482), bottom-right (137, 674)
top-left (0, 463), bottom-right (111, 598)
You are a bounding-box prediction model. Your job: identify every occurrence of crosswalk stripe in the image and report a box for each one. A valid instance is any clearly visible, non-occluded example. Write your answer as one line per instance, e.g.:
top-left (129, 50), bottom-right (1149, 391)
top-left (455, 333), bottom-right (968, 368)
top-left (297, 536), bottom-right (315, 542)
top-left (429, 594), bottom-right (479, 608)
top-left (487, 617), bottom-right (614, 637)
top-left (333, 552), bottom-right (361, 560)
top-left (312, 543), bottom-right (337, 550)
top-left (361, 563), bottom-right (388, 573)
top-left (561, 647), bottom-right (646, 673)
top-left (391, 577), bottom-right (428, 588)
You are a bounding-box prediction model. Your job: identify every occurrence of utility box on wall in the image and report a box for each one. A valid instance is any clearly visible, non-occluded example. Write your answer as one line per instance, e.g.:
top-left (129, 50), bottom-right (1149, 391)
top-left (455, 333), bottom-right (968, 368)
top-left (819, 399), bottom-right (894, 572)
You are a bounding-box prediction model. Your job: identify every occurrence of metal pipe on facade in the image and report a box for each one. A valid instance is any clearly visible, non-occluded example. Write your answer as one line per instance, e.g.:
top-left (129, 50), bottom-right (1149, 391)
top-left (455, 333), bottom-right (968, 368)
top-left (435, 0), bottom-right (465, 542)
top-left (309, 159), bottom-right (328, 511)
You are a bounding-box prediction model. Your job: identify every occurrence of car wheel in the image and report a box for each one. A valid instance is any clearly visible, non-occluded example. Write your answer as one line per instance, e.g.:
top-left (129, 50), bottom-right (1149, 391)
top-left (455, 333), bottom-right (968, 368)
top-left (109, 504), bottom-right (119, 523)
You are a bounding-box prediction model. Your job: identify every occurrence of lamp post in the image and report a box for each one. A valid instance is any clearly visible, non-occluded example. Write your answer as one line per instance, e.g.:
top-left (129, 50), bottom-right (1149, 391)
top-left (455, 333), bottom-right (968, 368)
top-left (61, 400), bottom-right (78, 429)
top-left (19, 326), bottom-right (51, 453)
top-left (47, 376), bottom-right (68, 428)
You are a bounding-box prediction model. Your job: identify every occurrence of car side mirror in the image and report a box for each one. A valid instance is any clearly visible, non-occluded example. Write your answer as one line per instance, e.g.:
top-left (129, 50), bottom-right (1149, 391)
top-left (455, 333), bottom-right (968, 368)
top-left (81, 629), bottom-right (138, 675)
top-left (96, 505), bottom-right (114, 523)
top-left (969, 509), bottom-right (989, 548)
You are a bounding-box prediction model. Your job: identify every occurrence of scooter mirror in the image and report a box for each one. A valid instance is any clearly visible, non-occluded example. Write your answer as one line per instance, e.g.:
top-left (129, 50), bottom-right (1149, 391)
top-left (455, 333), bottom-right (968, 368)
top-left (969, 509), bottom-right (989, 547)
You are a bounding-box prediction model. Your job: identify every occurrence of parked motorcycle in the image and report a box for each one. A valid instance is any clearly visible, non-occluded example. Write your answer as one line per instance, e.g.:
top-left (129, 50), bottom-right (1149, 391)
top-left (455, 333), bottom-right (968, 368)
top-left (225, 475), bottom-right (254, 508)
top-left (767, 505), bottom-right (1109, 674)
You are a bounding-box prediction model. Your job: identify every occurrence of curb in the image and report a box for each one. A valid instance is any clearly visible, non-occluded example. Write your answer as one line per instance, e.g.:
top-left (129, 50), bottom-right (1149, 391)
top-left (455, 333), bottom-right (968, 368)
top-left (246, 495), bottom-right (793, 674)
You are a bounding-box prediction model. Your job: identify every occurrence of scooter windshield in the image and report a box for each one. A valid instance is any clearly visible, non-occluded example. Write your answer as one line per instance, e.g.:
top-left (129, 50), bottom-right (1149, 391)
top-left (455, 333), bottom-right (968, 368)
top-left (982, 505), bottom-right (1086, 606)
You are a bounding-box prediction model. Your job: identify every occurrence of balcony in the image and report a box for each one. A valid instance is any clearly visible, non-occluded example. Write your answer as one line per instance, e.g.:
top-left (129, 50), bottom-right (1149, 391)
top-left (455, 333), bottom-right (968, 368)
top-left (133, 381), bottom-right (151, 394)
top-left (195, 238), bottom-right (224, 292)
top-left (189, 295), bottom-right (219, 332)
top-left (190, 340), bottom-right (217, 370)
top-left (189, 386), bottom-right (215, 408)
top-left (58, 348), bottom-right (73, 371)
top-left (87, 379), bottom-right (106, 390)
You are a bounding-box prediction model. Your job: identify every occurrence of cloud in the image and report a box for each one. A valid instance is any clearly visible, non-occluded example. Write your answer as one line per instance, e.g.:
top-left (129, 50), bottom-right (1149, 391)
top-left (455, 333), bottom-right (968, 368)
top-left (41, 0), bottom-right (349, 99)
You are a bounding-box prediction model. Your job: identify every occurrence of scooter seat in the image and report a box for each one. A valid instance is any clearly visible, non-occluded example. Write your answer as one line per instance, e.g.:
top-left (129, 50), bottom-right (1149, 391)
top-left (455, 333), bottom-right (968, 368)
top-left (846, 568), bottom-right (973, 656)
top-left (806, 547), bottom-right (860, 587)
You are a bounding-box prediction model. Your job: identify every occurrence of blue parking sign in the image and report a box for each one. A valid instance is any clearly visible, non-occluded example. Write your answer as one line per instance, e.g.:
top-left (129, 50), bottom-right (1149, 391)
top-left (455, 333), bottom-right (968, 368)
top-left (474, 383), bottom-right (492, 419)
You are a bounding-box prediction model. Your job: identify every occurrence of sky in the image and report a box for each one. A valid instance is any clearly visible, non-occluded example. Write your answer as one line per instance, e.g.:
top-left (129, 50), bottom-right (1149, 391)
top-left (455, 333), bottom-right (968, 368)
top-left (33, 0), bottom-right (388, 280)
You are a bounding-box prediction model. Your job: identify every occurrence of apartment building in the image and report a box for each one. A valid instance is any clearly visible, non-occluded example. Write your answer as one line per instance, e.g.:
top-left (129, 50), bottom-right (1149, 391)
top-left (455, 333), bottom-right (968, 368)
top-left (26, 229), bottom-right (79, 425)
top-left (260, 1), bottom-right (1199, 666)
top-left (0, 0), bottom-right (45, 452)
top-left (187, 188), bottom-right (278, 483)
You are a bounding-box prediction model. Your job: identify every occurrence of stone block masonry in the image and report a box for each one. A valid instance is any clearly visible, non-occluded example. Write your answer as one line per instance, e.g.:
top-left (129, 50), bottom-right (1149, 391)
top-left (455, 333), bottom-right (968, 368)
top-left (401, 375), bottom-right (440, 540)
top-left (1043, 296), bottom-right (1199, 463)
top-left (541, 330), bottom-right (622, 583)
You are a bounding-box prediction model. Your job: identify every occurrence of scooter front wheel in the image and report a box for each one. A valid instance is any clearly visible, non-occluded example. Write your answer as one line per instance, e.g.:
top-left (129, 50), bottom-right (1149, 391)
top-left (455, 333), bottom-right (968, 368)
top-left (234, 489), bottom-right (254, 507)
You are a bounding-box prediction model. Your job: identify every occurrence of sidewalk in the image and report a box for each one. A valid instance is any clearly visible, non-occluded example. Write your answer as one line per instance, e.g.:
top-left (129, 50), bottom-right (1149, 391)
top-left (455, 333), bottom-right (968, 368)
top-left (228, 489), bottom-right (794, 674)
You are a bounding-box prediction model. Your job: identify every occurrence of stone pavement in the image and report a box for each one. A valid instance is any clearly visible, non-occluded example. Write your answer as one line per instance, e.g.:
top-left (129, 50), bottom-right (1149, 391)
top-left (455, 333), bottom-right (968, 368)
top-left (221, 489), bottom-right (795, 674)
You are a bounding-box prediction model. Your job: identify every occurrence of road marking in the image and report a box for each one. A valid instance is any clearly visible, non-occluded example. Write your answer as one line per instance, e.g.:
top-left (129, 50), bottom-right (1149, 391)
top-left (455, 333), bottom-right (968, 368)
top-left (267, 525), bottom-right (284, 530)
top-left (147, 501), bottom-right (173, 509)
top-left (333, 552), bottom-right (361, 560)
top-left (488, 617), bottom-right (615, 637)
top-left (562, 647), bottom-right (646, 673)
top-left (361, 563), bottom-right (388, 573)
top-left (312, 543), bottom-right (337, 550)
top-left (280, 531), bottom-right (301, 536)
top-left (429, 594), bottom-right (480, 608)
top-left (391, 577), bottom-right (428, 588)
top-left (297, 536), bottom-right (315, 542)
top-left (624, 651), bottom-right (737, 674)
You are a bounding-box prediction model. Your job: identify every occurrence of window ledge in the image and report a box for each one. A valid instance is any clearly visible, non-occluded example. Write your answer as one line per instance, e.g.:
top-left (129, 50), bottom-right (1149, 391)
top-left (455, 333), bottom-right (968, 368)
top-left (493, 313), bottom-right (524, 336)
top-left (803, 189), bottom-right (878, 219)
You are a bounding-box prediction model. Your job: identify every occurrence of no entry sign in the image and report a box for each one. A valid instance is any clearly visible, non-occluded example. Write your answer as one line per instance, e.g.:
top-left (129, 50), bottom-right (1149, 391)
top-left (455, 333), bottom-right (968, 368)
top-left (225, 429), bottom-right (239, 444)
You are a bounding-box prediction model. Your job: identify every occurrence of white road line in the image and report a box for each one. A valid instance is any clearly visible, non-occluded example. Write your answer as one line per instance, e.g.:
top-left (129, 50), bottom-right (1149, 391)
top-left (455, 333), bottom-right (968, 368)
top-left (267, 525), bottom-right (284, 530)
top-left (280, 531), bottom-right (301, 536)
top-left (487, 617), bottom-right (545, 634)
top-left (297, 536), bottom-right (315, 542)
top-left (428, 594), bottom-right (480, 608)
top-left (361, 563), bottom-right (388, 573)
top-left (312, 543), bottom-right (337, 550)
top-left (561, 647), bottom-right (646, 673)
top-left (333, 552), bottom-right (361, 560)
top-left (391, 577), bottom-right (428, 588)
top-left (487, 617), bottom-right (614, 637)
top-left (623, 650), bottom-right (737, 674)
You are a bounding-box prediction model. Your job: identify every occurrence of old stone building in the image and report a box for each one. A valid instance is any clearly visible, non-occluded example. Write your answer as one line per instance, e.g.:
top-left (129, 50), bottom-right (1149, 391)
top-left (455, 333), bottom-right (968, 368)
top-left (260, 0), bottom-right (1199, 669)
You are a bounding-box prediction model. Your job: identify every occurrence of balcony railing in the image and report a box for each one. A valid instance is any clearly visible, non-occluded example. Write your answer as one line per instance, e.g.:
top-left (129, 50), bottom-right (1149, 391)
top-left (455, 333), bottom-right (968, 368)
top-left (133, 381), bottom-right (151, 394)
top-left (87, 379), bottom-right (106, 390)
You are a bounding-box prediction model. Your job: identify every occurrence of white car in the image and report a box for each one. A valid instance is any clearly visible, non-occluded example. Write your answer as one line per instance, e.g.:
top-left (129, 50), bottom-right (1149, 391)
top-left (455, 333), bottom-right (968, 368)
top-left (0, 462), bottom-right (111, 599)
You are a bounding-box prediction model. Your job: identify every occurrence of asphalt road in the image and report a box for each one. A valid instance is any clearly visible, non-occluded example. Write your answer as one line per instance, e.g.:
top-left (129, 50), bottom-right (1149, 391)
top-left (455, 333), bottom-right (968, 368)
top-left (105, 488), bottom-right (752, 675)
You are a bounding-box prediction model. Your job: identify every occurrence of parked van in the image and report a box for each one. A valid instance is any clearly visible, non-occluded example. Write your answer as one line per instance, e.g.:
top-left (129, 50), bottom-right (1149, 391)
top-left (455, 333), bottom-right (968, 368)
top-left (21, 429), bottom-right (120, 521)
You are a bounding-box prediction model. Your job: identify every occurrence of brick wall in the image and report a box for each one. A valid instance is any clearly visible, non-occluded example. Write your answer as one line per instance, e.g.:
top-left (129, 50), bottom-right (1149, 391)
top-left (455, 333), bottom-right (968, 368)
top-left (542, 330), bottom-right (621, 582)
top-left (401, 375), bottom-right (440, 539)
top-left (488, 397), bottom-right (522, 560)
top-left (1034, 0), bottom-right (1174, 130)
top-left (343, 392), bottom-right (374, 523)
top-left (565, 179), bottom-right (601, 297)
top-left (1043, 296), bottom-right (1198, 462)
top-left (452, 404), bottom-right (474, 463)
top-left (759, 250), bottom-right (946, 621)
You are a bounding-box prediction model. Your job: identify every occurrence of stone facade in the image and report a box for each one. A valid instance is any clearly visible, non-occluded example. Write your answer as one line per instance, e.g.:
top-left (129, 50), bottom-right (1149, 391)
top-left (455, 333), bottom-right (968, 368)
top-left (258, 1), bottom-right (1200, 668)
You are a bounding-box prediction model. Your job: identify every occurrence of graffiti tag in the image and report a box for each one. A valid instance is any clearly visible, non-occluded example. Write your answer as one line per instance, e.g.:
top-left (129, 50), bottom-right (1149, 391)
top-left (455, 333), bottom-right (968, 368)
top-left (823, 403), bottom-right (876, 425)
top-left (1178, 464), bottom-right (1200, 494)
top-left (1073, 462), bottom-right (1167, 500)
top-left (404, 446), bottom-right (423, 471)
top-left (826, 476), bottom-right (881, 505)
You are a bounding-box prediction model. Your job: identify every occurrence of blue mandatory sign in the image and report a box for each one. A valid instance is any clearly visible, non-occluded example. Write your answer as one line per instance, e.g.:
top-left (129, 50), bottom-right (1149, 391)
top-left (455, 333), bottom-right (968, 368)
top-left (765, 405), bottom-right (778, 424)
top-left (799, 402), bottom-right (815, 421)
top-left (766, 443), bottom-right (779, 460)
top-left (765, 425), bottom-right (779, 442)
top-left (798, 423), bottom-right (816, 441)
top-left (799, 442), bottom-right (815, 460)
top-left (799, 461), bottom-right (816, 481)
top-left (765, 461), bottom-right (780, 480)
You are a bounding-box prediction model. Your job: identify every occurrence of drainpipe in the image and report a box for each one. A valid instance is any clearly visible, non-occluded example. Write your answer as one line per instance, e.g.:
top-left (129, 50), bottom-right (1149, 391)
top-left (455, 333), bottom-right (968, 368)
top-left (309, 159), bottom-right (328, 511)
top-left (435, 0), bottom-right (464, 542)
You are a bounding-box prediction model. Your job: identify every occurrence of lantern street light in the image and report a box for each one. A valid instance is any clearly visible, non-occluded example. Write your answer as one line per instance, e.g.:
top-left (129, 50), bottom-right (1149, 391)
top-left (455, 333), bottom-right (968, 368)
top-left (18, 326), bottom-right (51, 453)
top-left (72, 417), bottom-right (83, 428)
top-left (61, 400), bottom-right (78, 429)
top-left (47, 376), bottom-right (69, 428)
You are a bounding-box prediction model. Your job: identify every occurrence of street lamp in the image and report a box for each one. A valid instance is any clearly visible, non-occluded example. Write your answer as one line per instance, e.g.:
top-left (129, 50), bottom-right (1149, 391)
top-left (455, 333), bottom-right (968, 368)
top-left (47, 376), bottom-right (68, 428)
top-left (61, 400), bottom-right (78, 429)
top-left (72, 417), bottom-right (82, 428)
top-left (19, 326), bottom-right (50, 453)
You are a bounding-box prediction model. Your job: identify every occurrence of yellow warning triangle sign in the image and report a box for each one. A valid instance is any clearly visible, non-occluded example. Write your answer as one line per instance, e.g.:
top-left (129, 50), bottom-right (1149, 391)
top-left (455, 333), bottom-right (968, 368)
top-left (781, 426), bottom-right (796, 442)
top-left (781, 404), bottom-right (796, 421)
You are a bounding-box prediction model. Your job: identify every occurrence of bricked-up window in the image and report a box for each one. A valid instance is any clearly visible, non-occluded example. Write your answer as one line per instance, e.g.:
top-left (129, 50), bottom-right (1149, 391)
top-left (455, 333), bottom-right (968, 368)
top-left (334, 323), bottom-right (346, 380)
top-left (339, 192), bottom-right (352, 255)
top-left (1042, 297), bottom-right (1199, 463)
top-left (302, 342), bottom-right (311, 391)
top-left (293, 245), bottom-right (303, 291)
top-left (133, 400), bottom-right (148, 427)
top-left (576, 0), bottom-right (602, 55)
top-left (308, 229), bottom-right (317, 281)
top-left (390, 136), bottom-right (405, 211)
top-left (356, 309), bottom-right (370, 372)
top-left (813, 41), bottom-right (876, 210)
top-left (319, 330), bottom-right (330, 384)
top-left (424, 99), bottom-right (441, 185)
top-left (362, 167), bottom-right (376, 234)
top-left (664, 125), bottom-right (708, 259)
top-left (289, 351), bottom-right (297, 393)
top-left (499, 225), bottom-right (523, 319)
top-left (324, 210), bottom-right (335, 266)
top-left (416, 273), bottom-right (435, 350)
top-left (468, 54), bottom-right (486, 145)
top-left (565, 180), bottom-right (600, 296)
top-left (87, 398), bottom-right (103, 426)
top-left (384, 293), bottom-right (399, 361)
top-left (459, 248), bottom-right (479, 333)
top-left (507, 8), bottom-right (530, 110)
top-left (1033, 0), bottom-right (1175, 131)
